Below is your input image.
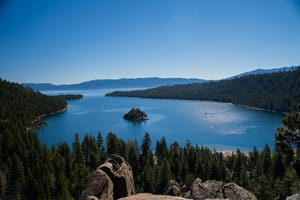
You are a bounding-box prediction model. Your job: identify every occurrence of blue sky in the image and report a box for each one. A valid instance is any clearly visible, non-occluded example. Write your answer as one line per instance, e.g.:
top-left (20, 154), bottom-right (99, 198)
top-left (1, 0), bottom-right (300, 84)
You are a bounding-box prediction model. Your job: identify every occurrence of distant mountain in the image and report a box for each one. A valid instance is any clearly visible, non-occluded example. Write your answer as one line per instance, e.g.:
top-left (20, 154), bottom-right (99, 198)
top-left (107, 67), bottom-right (300, 112)
top-left (228, 66), bottom-right (298, 80)
top-left (23, 78), bottom-right (206, 91)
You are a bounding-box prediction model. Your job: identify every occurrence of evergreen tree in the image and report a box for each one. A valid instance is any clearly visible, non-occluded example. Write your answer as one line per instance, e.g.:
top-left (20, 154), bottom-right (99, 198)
top-left (155, 137), bottom-right (168, 164)
top-left (276, 103), bottom-right (300, 169)
top-left (156, 159), bottom-right (172, 194)
top-left (72, 133), bottom-right (84, 165)
top-left (107, 132), bottom-right (119, 155)
top-left (127, 140), bottom-right (140, 187)
top-left (140, 133), bottom-right (153, 167)
top-left (71, 133), bottom-right (89, 198)
top-left (142, 161), bottom-right (155, 193)
top-left (272, 151), bottom-right (285, 180)
top-left (169, 142), bottom-right (181, 180)
top-left (97, 132), bottom-right (106, 164)
top-left (261, 145), bottom-right (271, 177)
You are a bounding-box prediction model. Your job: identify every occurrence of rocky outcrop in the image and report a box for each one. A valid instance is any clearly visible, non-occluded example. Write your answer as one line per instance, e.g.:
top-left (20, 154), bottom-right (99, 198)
top-left (222, 183), bottom-right (256, 200)
top-left (80, 168), bottom-right (113, 200)
top-left (80, 155), bottom-right (135, 200)
top-left (190, 179), bottom-right (224, 200)
top-left (164, 180), bottom-right (181, 196)
top-left (286, 193), bottom-right (300, 200)
top-left (184, 178), bottom-right (256, 200)
top-left (100, 154), bottom-right (135, 199)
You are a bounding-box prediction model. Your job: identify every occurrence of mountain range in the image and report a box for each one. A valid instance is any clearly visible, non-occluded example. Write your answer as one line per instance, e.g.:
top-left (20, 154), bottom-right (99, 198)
top-left (23, 78), bottom-right (206, 91)
top-left (23, 66), bottom-right (298, 91)
top-left (227, 66), bottom-right (298, 79)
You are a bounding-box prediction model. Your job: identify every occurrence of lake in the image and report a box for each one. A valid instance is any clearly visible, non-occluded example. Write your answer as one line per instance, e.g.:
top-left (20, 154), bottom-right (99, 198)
top-left (38, 89), bottom-right (284, 151)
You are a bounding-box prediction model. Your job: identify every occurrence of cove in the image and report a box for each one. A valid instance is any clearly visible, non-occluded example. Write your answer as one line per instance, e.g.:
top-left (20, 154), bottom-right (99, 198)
top-left (38, 89), bottom-right (284, 151)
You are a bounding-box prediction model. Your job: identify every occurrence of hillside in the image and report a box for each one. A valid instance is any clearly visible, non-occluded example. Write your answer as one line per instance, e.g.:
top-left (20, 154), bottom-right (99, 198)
top-left (0, 79), bottom-right (67, 126)
top-left (107, 67), bottom-right (300, 112)
top-left (228, 66), bottom-right (298, 79)
top-left (23, 77), bottom-right (206, 91)
top-left (0, 79), bottom-right (70, 199)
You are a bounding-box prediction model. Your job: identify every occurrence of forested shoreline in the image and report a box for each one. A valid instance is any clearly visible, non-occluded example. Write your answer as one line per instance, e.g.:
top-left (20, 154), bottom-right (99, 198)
top-left (0, 78), bottom-right (300, 199)
top-left (107, 67), bottom-right (300, 113)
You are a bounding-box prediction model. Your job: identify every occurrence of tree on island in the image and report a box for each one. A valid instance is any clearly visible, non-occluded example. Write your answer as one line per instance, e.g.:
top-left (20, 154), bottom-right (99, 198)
top-left (123, 108), bottom-right (148, 122)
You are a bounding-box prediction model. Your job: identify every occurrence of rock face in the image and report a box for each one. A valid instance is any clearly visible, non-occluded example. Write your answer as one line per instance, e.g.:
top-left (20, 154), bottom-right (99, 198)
top-left (100, 154), bottom-right (135, 199)
top-left (80, 154), bottom-right (135, 200)
top-left (164, 180), bottom-right (181, 196)
top-left (190, 179), bottom-right (224, 200)
top-left (123, 108), bottom-right (148, 122)
top-left (80, 168), bottom-right (113, 200)
top-left (222, 183), bottom-right (256, 200)
top-left (184, 178), bottom-right (256, 200)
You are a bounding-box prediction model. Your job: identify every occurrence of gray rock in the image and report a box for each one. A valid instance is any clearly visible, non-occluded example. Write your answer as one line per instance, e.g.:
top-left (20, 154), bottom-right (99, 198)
top-left (286, 193), bottom-right (300, 200)
top-left (164, 180), bottom-right (181, 196)
top-left (201, 180), bottom-right (224, 199)
top-left (191, 178), bottom-right (224, 200)
top-left (80, 168), bottom-right (113, 200)
top-left (99, 154), bottom-right (135, 199)
top-left (183, 190), bottom-right (191, 198)
top-left (190, 178), bottom-right (202, 199)
top-left (81, 154), bottom-right (135, 200)
top-left (223, 183), bottom-right (257, 200)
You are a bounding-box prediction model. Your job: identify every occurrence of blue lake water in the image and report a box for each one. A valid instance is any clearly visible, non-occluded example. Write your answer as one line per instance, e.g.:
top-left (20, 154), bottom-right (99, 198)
top-left (39, 89), bottom-right (284, 151)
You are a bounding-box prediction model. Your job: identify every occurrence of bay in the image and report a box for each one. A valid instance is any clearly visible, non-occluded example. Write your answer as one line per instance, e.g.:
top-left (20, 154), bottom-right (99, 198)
top-left (38, 89), bottom-right (284, 151)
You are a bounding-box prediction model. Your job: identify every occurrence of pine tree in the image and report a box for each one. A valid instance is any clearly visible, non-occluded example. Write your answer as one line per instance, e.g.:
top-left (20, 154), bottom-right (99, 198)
top-left (106, 132), bottom-right (119, 155)
top-left (72, 133), bottom-right (85, 165)
top-left (169, 142), bottom-right (181, 180)
top-left (140, 133), bottom-right (153, 167)
top-left (261, 144), bottom-right (272, 177)
top-left (156, 159), bottom-right (172, 194)
top-left (97, 132), bottom-right (106, 164)
top-left (155, 137), bottom-right (168, 164)
top-left (272, 151), bottom-right (285, 179)
top-left (127, 140), bottom-right (140, 186)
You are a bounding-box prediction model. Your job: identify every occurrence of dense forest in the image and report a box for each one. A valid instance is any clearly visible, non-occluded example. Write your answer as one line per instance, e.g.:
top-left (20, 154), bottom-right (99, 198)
top-left (0, 79), bottom-right (300, 199)
top-left (107, 67), bottom-right (300, 113)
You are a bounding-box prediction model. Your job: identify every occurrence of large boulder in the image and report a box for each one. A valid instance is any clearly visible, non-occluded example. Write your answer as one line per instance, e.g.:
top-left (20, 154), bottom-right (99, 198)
top-left (80, 168), bottom-right (113, 200)
top-left (190, 178), bottom-right (202, 199)
top-left (223, 183), bottom-right (257, 200)
top-left (200, 180), bottom-right (224, 199)
top-left (81, 154), bottom-right (135, 200)
top-left (185, 178), bottom-right (256, 200)
top-left (164, 180), bottom-right (181, 196)
top-left (99, 154), bottom-right (135, 199)
top-left (190, 179), bottom-right (224, 200)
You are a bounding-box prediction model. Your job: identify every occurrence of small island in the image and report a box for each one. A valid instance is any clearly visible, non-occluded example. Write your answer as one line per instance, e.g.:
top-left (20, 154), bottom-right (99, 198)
top-left (123, 108), bottom-right (148, 122)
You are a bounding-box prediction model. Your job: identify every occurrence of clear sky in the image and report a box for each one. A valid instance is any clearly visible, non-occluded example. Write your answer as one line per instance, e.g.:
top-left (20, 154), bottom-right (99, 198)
top-left (1, 0), bottom-right (300, 84)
